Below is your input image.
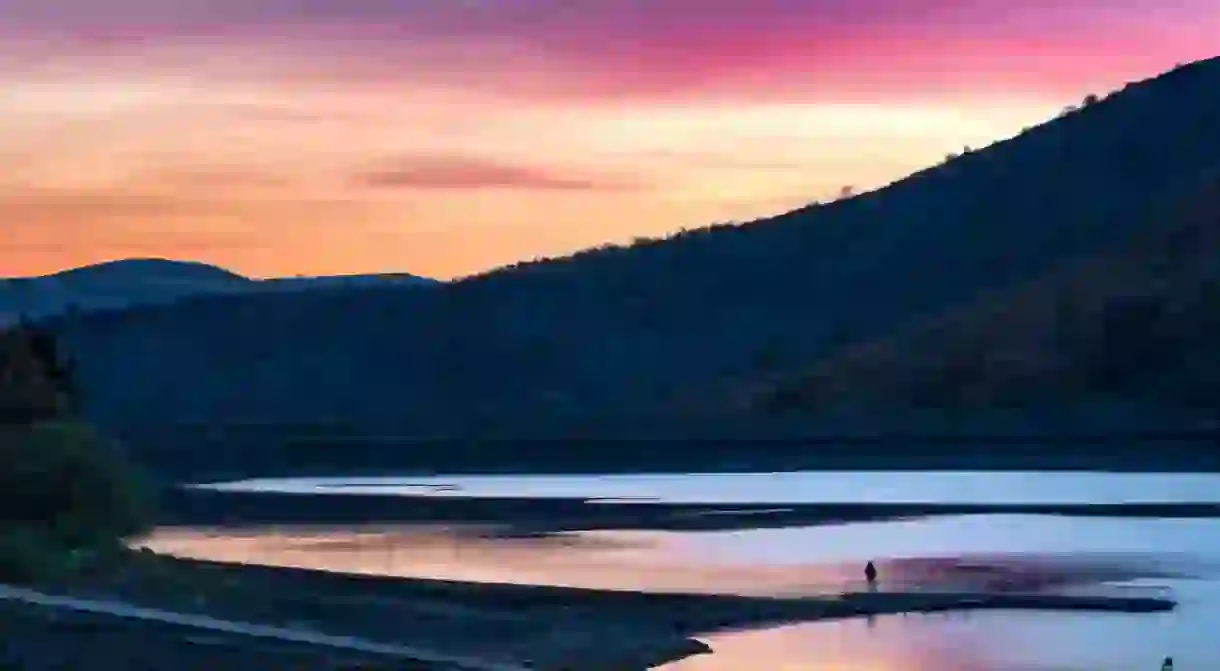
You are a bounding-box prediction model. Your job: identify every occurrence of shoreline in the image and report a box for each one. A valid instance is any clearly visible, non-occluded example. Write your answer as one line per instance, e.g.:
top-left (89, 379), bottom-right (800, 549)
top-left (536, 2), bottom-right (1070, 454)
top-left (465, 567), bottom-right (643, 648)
top-left (2, 554), bottom-right (1180, 671)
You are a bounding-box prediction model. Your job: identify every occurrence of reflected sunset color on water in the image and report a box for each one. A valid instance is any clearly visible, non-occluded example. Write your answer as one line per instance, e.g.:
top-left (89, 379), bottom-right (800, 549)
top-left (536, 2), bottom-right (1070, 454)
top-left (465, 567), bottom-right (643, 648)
top-left (147, 471), bottom-right (1220, 669)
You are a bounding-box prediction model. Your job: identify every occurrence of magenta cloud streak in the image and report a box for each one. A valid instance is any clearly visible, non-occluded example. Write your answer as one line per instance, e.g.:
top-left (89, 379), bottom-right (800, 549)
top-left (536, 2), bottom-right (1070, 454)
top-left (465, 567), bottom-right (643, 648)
top-left (3, 0), bottom-right (1216, 102)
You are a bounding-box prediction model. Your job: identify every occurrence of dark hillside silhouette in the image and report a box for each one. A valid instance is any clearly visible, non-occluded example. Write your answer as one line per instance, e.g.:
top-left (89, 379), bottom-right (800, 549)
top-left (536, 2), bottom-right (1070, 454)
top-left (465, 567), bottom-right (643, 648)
top-left (755, 171), bottom-right (1220, 428)
top-left (29, 57), bottom-right (1220, 468)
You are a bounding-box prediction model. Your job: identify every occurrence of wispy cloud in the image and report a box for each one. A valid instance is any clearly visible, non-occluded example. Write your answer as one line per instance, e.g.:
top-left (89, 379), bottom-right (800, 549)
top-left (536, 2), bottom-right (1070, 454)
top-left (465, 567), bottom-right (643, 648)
top-left (355, 155), bottom-right (635, 192)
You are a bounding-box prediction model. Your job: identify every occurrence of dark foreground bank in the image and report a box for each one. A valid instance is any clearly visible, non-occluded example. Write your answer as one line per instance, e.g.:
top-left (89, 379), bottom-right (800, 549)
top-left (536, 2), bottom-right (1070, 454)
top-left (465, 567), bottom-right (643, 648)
top-left (0, 598), bottom-right (429, 671)
top-left (0, 553), bottom-right (1178, 671)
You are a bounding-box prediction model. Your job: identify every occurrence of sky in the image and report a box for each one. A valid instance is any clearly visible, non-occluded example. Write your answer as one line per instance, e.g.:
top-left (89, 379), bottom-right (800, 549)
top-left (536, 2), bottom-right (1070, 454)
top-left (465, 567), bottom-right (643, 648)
top-left (1, 0), bottom-right (1217, 279)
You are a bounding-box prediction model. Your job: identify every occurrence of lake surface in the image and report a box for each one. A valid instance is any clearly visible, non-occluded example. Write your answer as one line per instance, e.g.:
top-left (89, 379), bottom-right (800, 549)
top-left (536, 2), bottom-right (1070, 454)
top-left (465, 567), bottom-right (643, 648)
top-left (153, 471), bottom-right (1220, 670)
top-left (193, 470), bottom-right (1220, 504)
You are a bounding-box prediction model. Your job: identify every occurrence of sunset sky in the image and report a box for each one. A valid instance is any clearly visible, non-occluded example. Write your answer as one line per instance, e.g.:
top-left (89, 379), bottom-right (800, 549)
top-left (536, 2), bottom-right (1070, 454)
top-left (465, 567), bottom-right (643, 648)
top-left (2, 0), bottom-right (1217, 279)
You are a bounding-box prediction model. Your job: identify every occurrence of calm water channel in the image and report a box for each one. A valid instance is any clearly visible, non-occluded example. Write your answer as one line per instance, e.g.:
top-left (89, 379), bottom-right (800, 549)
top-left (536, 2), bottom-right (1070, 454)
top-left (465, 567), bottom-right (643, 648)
top-left (146, 471), bottom-right (1220, 670)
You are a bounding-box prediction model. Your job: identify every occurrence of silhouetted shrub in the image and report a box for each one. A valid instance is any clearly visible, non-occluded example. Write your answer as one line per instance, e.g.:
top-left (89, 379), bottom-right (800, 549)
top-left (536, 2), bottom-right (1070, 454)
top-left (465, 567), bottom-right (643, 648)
top-left (0, 422), bottom-right (154, 582)
top-left (0, 422), bottom-right (152, 539)
top-left (0, 527), bottom-right (68, 584)
top-left (0, 324), bottom-right (153, 583)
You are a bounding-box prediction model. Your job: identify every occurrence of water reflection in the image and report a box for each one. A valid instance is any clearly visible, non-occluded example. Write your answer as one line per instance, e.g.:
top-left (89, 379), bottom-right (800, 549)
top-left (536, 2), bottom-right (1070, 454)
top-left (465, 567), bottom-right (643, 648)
top-left (676, 515), bottom-right (1220, 566)
top-left (195, 471), bottom-right (1220, 505)
top-left (150, 471), bottom-right (1220, 670)
top-left (139, 525), bottom-right (852, 595)
top-left (662, 618), bottom-right (1001, 671)
top-left (664, 584), bottom-right (1219, 671)
top-left (139, 516), bottom-right (1209, 599)
top-left (139, 519), bottom-right (1220, 670)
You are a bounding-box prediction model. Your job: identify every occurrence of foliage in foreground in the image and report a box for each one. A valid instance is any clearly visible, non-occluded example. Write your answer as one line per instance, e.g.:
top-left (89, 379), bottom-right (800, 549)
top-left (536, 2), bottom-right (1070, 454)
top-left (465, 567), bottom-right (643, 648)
top-left (0, 323), bottom-right (154, 584)
top-left (0, 423), bottom-right (155, 584)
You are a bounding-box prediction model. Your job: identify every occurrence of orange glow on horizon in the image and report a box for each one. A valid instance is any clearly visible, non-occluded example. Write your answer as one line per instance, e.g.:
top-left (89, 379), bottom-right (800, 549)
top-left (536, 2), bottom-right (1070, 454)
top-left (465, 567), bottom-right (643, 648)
top-left (0, 91), bottom-right (1069, 279)
top-left (2, 1), bottom-right (1217, 279)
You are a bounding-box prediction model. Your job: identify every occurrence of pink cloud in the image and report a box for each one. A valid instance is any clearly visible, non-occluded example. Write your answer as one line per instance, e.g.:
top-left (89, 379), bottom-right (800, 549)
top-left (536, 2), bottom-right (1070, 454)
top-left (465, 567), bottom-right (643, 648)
top-left (356, 155), bottom-right (634, 192)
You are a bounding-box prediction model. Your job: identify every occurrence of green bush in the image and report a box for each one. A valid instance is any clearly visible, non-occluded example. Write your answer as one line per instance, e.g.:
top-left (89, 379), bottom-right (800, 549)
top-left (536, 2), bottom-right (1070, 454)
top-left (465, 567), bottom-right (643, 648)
top-left (0, 527), bottom-right (70, 584)
top-left (0, 421), bottom-right (155, 583)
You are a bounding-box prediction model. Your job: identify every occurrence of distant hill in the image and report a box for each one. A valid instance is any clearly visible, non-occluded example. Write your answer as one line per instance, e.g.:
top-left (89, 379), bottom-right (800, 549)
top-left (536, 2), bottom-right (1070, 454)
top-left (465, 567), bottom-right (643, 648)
top-left (51, 258), bottom-right (248, 285)
top-left (1, 259), bottom-right (435, 324)
top-left (36, 57), bottom-right (1220, 470)
top-left (1, 259), bottom-right (250, 324)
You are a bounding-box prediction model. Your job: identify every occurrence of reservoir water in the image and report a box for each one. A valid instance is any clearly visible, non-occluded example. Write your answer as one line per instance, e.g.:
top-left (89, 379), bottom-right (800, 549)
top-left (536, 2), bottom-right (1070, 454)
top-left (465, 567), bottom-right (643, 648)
top-left (146, 471), bottom-right (1220, 670)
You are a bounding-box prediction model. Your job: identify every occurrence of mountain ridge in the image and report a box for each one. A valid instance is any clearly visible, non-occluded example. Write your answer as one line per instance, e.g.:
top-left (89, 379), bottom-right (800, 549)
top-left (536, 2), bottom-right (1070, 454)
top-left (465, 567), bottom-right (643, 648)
top-left (28, 57), bottom-right (1220, 470)
top-left (28, 258), bottom-right (251, 283)
top-left (1, 258), bottom-right (436, 324)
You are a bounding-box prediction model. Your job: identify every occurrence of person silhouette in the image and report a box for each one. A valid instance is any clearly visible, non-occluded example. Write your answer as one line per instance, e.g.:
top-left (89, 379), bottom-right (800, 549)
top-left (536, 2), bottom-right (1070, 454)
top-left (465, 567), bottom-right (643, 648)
top-left (865, 560), bottom-right (878, 590)
top-left (1162, 656), bottom-right (1174, 671)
